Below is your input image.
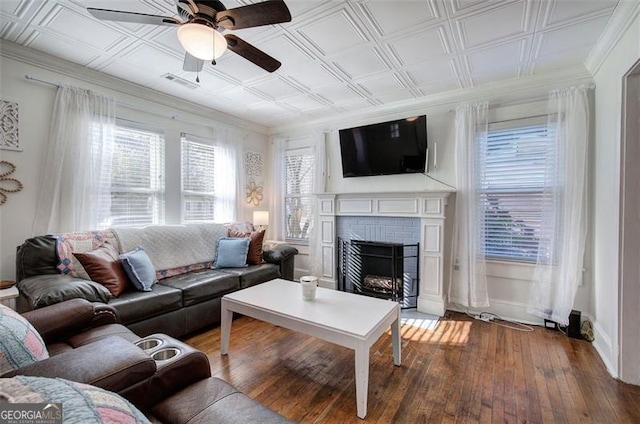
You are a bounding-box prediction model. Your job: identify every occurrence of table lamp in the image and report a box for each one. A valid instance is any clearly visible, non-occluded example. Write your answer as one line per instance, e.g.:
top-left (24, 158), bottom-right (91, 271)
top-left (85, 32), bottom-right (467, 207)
top-left (253, 211), bottom-right (269, 232)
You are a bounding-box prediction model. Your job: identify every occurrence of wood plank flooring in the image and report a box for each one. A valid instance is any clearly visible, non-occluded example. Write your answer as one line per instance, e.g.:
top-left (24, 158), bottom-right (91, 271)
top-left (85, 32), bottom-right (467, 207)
top-left (184, 311), bottom-right (640, 423)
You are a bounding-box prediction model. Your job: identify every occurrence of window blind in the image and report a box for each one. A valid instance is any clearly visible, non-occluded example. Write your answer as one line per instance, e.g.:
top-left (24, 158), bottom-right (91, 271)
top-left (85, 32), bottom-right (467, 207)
top-left (181, 136), bottom-right (216, 223)
top-left (284, 148), bottom-right (315, 240)
top-left (480, 118), bottom-right (552, 262)
top-left (110, 123), bottom-right (165, 227)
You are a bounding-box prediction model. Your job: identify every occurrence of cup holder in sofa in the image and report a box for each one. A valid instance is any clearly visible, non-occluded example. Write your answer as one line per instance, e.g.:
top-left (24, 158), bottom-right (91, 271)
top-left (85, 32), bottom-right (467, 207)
top-left (152, 347), bottom-right (181, 362)
top-left (135, 338), bottom-right (163, 351)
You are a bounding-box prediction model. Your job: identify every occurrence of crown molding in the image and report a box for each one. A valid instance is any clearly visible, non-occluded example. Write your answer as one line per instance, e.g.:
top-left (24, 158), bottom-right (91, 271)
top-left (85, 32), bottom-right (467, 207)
top-left (270, 65), bottom-right (593, 135)
top-left (0, 40), bottom-right (269, 135)
top-left (585, 0), bottom-right (640, 76)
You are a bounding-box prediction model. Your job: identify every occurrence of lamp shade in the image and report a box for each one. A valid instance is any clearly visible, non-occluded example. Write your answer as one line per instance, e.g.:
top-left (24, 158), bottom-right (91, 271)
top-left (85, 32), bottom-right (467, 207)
top-left (253, 211), bottom-right (269, 227)
top-left (177, 23), bottom-right (227, 61)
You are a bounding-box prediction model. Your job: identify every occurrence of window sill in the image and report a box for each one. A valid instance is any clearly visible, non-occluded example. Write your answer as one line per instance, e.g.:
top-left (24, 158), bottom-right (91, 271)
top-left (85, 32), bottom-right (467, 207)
top-left (485, 259), bottom-right (536, 281)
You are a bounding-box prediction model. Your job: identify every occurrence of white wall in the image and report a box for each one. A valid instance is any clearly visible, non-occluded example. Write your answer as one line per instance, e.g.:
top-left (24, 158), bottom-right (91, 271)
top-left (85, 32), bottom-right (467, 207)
top-left (0, 52), bottom-right (269, 281)
top-left (591, 11), bottom-right (640, 377)
top-left (272, 80), bottom-right (593, 324)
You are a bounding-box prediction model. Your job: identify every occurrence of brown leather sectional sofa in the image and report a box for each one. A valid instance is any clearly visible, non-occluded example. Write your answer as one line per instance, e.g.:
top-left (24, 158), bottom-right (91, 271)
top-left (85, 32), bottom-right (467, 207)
top-left (2, 298), bottom-right (290, 423)
top-left (15, 225), bottom-right (297, 338)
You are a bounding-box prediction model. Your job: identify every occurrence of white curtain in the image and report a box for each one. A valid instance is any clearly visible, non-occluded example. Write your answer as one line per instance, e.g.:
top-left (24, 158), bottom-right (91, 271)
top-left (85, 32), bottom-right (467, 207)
top-left (214, 127), bottom-right (242, 222)
top-left (449, 102), bottom-right (490, 308)
top-left (32, 85), bottom-right (115, 234)
top-left (268, 137), bottom-right (286, 241)
top-left (528, 86), bottom-right (590, 325)
top-left (309, 131), bottom-right (327, 279)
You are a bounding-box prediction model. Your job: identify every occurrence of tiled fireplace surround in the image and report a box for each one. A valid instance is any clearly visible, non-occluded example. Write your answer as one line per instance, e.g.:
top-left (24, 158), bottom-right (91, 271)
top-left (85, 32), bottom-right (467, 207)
top-left (315, 191), bottom-right (453, 317)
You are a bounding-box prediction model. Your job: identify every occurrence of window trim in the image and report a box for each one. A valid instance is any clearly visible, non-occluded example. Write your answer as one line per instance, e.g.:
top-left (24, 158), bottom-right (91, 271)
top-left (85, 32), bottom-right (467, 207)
top-left (106, 119), bottom-right (166, 228)
top-left (284, 146), bottom-right (315, 243)
top-left (480, 115), bottom-right (551, 264)
top-left (180, 133), bottom-right (218, 224)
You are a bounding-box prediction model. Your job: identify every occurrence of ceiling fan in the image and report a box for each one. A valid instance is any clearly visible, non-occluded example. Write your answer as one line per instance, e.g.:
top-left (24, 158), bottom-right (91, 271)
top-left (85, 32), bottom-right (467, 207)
top-left (87, 0), bottom-right (292, 75)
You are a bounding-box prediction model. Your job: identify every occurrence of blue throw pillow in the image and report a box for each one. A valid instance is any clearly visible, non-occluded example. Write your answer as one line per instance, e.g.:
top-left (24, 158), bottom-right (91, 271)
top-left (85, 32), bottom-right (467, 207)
top-left (213, 237), bottom-right (250, 269)
top-left (120, 247), bottom-right (157, 292)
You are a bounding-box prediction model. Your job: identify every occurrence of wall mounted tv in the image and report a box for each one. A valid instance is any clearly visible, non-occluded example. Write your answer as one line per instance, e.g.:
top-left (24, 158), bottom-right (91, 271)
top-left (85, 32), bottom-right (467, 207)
top-left (339, 115), bottom-right (428, 178)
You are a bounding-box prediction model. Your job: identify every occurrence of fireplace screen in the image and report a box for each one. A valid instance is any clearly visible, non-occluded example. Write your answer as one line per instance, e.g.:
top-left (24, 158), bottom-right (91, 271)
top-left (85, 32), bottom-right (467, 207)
top-left (337, 238), bottom-right (419, 308)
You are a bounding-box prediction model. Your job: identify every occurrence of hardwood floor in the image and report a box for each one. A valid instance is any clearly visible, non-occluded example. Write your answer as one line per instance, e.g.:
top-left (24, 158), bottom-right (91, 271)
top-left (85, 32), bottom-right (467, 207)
top-left (184, 311), bottom-right (640, 423)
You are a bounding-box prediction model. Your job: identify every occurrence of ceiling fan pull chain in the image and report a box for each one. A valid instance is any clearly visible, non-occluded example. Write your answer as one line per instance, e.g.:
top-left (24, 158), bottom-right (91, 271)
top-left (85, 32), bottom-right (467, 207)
top-left (196, 71), bottom-right (200, 83)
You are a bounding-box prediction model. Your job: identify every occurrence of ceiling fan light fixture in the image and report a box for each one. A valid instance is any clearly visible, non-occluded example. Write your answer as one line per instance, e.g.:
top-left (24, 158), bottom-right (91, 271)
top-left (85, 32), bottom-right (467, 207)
top-left (177, 22), bottom-right (227, 60)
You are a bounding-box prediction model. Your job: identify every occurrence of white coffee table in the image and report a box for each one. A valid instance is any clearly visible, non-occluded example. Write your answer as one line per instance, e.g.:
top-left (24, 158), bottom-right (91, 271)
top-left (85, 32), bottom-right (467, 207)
top-left (221, 278), bottom-right (401, 419)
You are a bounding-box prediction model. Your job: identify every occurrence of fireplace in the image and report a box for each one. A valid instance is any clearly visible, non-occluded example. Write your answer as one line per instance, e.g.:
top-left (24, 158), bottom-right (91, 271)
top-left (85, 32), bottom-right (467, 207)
top-left (337, 238), bottom-right (419, 308)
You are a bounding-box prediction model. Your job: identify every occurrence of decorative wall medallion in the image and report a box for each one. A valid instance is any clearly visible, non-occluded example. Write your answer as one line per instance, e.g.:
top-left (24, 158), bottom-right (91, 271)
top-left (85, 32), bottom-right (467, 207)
top-left (244, 151), bottom-right (263, 179)
top-left (245, 151), bottom-right (263, 206)
top-left (0, 100), bottom-right (20, 151)
top-left (0, 161), bottom-right (24, 205)
top-left (246, 180), bottom-right (263, 206)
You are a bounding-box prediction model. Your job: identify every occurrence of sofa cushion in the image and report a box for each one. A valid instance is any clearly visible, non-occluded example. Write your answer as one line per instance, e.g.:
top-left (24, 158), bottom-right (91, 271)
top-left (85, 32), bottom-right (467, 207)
top-left (220, 264), bottom-right (280, 289)
top-left (108, 284), bottom-right (182, 325)
top-left (0, 376), bottom-right (150, 424)
top-left (152, 377), bottom-right (291, 424)
top-left (158, 270), bottom-right (240, 306)
top-left (73, 242), bottom-right (128, 297)
top-left (0, 304), bottom-right (49, 375)
top-left (229, 229), bottom-right (266, 265)
top-left (120, 247), bottom-right (157, 292)
top-left (213, 238), bottom-right (250, 269)
top-left (17, 275), bottom-right (112, 309)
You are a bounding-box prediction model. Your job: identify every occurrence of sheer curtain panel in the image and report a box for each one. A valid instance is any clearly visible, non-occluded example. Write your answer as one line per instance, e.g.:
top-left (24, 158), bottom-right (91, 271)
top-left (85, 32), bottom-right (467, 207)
top-left (528, 86), bottom-right (590, 325)
top-left (268, 138), bottom-right (286, 241)
top-left (449, 102), bottom-right (490, 308)
top-left (32, 85), bottom-right (115, 234)
top-left (214, 127), bottom-right (242, 222)
top-left (309, 131), bottom-right (327, 279)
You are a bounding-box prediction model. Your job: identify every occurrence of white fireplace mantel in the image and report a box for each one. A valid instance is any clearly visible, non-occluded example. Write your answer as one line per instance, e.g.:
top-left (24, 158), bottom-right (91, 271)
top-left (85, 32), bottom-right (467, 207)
top-left (315, 191), bottom-right (454, 317)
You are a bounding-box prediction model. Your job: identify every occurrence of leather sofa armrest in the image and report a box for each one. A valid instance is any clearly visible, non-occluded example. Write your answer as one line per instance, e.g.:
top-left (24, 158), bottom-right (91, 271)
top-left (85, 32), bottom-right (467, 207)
top-left (263, 244), bottom-right (299, 264)
top-left (3, 336), bottom-right (156, 394)
top-left (17, 274), bottom-right (112, 312)
top-left (22, 298), bottom-right (120, 344)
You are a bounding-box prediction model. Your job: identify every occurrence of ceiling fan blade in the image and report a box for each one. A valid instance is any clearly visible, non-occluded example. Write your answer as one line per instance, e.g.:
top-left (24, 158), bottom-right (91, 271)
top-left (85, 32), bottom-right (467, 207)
top-left (216, 0), bottom-right (291, 30)
top-left (87, 8), bottom-right (181, 26)
top-left (183, 52), bottom-right (204, 72)
top-left (176, 0), bottom-right (198, 18)
top-left (224, 34), bottom-right (281, 72)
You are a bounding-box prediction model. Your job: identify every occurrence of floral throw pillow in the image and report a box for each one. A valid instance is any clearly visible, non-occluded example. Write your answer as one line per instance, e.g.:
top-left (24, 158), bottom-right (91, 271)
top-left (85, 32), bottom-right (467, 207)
top-left (0, 376), bottom-right (151, 424)
top-left (0, 304), bottom-right (49, 375)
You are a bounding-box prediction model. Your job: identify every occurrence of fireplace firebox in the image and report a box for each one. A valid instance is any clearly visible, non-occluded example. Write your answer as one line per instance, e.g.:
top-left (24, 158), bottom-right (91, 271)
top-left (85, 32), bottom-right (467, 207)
top-left (337, 238), bottom-right (419, 308)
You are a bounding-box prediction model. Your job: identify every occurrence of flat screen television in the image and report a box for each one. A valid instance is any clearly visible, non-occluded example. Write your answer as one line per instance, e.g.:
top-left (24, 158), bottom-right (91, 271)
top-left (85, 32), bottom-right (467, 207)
top-left (339, 115), bottom-right (427, 178)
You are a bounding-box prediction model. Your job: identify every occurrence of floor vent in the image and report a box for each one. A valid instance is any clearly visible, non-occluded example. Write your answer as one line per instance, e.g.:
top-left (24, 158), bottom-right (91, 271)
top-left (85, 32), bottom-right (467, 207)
top-left (162, 73), bottom-right (199, 89)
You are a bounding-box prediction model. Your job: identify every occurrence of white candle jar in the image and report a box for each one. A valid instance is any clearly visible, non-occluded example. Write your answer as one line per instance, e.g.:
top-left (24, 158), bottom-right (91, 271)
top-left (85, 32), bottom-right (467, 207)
top-left (300, 276), bottom-right (318, 301)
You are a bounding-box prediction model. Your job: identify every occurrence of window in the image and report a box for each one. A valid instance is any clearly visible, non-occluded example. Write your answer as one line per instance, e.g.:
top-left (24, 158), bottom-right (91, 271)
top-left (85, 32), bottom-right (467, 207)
top-left (181, 135), bottom-right (217, 223)
top-left (107, 121), bottom-right (165, 227)
top-left (285, 147), bottom-right (315, 241)
top-left (479, 117), bottom-right (552, 262)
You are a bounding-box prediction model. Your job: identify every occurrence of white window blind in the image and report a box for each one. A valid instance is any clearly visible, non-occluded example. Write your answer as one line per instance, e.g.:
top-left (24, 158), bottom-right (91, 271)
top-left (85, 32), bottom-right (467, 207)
top-left (109, 122), bottom-right (165, 227)
top-left (480, 117), bottom-right (552, 262)
top-left (181, 135), bottom-right (216, 223)
top-left (285, 147), bottom-right (315, 241)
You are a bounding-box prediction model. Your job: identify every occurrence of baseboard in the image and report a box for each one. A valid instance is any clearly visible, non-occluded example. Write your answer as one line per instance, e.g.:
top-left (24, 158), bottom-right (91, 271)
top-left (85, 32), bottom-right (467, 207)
top-left (417, 295), bottom-right (445, 317)
top-left (587, 314), bottom-right (618, 378)
top-left (448, 298), bottom-right (543, 326)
